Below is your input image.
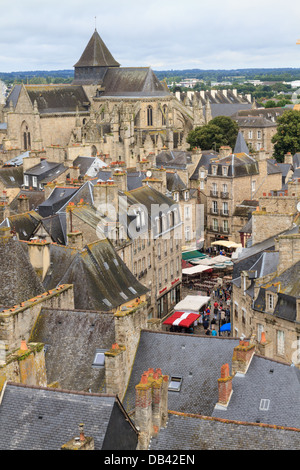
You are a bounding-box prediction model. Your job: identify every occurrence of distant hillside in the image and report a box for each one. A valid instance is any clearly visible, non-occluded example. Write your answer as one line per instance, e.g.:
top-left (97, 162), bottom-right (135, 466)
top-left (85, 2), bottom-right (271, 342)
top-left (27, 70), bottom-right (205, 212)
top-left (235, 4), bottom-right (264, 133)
top-left (2, 68), bottom-right (300, 86)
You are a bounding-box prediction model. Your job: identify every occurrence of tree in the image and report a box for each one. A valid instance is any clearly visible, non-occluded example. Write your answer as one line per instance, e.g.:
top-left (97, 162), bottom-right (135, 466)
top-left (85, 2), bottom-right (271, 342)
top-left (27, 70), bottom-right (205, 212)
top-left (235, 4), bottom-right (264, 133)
top-left (186, 116), bottom-right (239, 151)
top-left (271, 110), bottom-right (300, 162)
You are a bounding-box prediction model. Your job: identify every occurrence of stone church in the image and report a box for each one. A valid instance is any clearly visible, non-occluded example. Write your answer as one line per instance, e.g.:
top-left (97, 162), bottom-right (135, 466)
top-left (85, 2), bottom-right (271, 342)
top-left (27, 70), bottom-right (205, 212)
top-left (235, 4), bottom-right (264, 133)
top-left (1, 30), bottom-right (194, 166)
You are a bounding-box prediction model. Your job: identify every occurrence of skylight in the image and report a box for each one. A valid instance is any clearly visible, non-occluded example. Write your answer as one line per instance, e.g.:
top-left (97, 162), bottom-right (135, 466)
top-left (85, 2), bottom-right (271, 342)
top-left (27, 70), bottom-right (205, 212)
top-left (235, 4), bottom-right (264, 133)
top-left (92, 350), bottom-right (105, 367)
top-left (168, 376), bottom-right (183, 392)
top-left (102, 298), bottom-right (112, 307)
top-left (128, 287), bottom-right (137, 295)
top-left (259, 399), bottom-right (270, 411)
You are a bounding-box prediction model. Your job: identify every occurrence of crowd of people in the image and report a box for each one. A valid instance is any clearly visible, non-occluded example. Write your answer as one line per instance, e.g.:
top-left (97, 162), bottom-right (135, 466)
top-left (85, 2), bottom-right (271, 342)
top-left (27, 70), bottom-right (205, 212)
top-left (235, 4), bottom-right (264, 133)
top-left (198, 282), bottom-right (232, 336)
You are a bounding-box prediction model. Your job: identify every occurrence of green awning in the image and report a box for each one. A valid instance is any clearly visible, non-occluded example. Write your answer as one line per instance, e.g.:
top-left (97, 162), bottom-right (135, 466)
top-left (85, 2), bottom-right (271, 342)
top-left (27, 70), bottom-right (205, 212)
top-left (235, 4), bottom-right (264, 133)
top-left (182, 250), bottom-right (207, 261)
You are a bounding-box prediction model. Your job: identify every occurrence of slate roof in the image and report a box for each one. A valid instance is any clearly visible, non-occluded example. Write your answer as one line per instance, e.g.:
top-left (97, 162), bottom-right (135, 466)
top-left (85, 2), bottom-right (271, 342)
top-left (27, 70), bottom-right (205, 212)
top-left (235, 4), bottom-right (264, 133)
top-left (122, 330), bottom-right (239, 415)
top-left (74, 29), bottom-right (120, 68)
top-left (235, 224), bottom-right (299, 264)
top-left (0, 165), bottom-right (24, 188)
top-left (166, 172), bottom-right (187, 192)
top-left (1, 210), bottom-right (42, 240)
top-left (9, 190), bottom-right (45, 215)
top-left (99, 67), bottom-right (169, 98)
top-left (253, 260), bottom-right (300, 322)
top-left (57, 181), bottom-right (94, 213)
top-left (0, 237), bottom-right (45, 307)
top-left (293, 152), bottom-right (300, 169)
top-left (24, 161), bottom-right (67, 183)
top-left (30, 308), bottom-right (115, 393)
top-left (0, 383), bottom-right (138, 450)
top-left (72, 156), bottom-right (107, 176)
top-left (3, 151), bottom-right (29, 167)
top-left (212, 355), bottom-right (300, 429)
top-left (235, 115), bottom-right (277, 128)
top-left (190, 151), bottom-right (219, 180)
top-left (38, 186), bottom-right (78, 217)
top-left (209, 153), bottom-right (259, 178)
top-left (40, 214), bottom-right (66, 244)
top-left (25, 85), bottom-right (90, 114)
top-left (233, 131), bottom-right (250, 154)
top-left (43, 239), bottom-right (148, 311)
top-left (149, 412), bottom-right (300, 450)
top-left (156, 150), bottom-right (193, 169)
top-left (3, 84), bottom-right (22, 109)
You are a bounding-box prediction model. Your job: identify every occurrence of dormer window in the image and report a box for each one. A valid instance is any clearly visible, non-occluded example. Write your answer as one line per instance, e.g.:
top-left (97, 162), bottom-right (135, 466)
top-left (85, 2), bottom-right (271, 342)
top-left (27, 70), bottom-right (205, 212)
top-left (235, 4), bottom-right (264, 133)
top-left (212, 166), bottom-right (217, 175)
top-left (184, 191), bottom-right (189, 201)
top-left (222, 166), bottom-right (228, 176)
top-left (174, 192), bottom-right (179, 202)
top-left (266, 292), bottom-right (276, 312)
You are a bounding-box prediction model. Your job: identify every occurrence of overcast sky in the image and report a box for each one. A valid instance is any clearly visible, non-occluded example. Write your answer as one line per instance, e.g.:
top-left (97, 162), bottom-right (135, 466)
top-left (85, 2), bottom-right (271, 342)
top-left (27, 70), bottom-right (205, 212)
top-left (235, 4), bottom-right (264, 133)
top-left (1, 0), bottom-right (300, 73)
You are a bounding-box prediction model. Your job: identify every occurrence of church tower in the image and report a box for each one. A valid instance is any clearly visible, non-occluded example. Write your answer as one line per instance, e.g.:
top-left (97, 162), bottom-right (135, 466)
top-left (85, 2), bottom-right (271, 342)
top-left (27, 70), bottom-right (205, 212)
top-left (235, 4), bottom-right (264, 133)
top-left (73, 29), bottom-right (120, 85)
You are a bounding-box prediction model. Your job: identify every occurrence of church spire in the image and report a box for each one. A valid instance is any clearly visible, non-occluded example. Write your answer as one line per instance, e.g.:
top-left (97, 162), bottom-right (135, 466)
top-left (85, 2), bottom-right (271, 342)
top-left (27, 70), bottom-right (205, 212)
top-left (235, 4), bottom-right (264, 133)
top-left (74, 30), bottom-right (120, 68)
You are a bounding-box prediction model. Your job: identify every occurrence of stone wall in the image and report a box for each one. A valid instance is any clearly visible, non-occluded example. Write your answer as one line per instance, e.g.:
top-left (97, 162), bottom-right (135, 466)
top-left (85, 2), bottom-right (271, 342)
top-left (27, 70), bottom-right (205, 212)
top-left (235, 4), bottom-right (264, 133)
top-left (0, 285), bottom-right (74, 352)
top-left (105, 299), bottom-right (149, 398)
top-left (2, 341), bottom-right (47, 387)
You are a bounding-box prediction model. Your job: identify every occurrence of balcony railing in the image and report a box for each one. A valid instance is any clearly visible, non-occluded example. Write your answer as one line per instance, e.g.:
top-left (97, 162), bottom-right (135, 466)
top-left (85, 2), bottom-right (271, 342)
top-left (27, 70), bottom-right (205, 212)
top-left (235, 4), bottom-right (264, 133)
top-left (220, 192), bottom-right (229, 199)
top-left (210, 190), bottom-right (219, 198)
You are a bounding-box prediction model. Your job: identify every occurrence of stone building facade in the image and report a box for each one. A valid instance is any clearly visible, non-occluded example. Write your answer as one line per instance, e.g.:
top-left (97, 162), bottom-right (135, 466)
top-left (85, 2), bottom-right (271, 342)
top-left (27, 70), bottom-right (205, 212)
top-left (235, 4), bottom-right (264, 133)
top-left (205, 147), bottom-right (282, 246)
top-left (1, 30), bottom-right (193, 168)
top-left (231, 231), bottom-right (300, 368)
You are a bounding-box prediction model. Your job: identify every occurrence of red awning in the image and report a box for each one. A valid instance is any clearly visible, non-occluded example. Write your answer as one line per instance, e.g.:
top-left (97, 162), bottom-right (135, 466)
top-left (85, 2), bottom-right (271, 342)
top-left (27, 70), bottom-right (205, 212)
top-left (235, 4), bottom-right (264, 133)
top-left (163, 311), bottom-right (200, 328)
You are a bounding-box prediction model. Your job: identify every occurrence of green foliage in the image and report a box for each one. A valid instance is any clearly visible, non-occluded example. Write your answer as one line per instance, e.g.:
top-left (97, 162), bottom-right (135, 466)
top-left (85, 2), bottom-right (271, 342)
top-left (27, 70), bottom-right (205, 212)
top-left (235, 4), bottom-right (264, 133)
top-left (187, 116), bottom-right (239, 151)
top-left (271, 110), bottom-right (300, 162)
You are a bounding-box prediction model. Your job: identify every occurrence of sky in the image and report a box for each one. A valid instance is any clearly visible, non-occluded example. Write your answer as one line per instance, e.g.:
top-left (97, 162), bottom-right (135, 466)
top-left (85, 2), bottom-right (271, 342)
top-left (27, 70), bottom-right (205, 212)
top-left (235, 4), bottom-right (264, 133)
top-left (1, 0), bottom-right (300, 73)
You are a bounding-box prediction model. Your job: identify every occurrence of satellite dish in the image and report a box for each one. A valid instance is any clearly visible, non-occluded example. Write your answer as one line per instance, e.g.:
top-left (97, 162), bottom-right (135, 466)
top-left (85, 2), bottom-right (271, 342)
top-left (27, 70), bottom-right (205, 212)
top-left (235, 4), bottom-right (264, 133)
top-left (146, 170), bottom-right (152, 178)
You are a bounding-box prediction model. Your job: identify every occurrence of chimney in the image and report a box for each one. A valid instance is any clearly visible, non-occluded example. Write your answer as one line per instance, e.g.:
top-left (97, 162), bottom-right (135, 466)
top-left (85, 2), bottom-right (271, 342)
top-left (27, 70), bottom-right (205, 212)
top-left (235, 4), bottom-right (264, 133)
top-left (232, 340), bottom-right (255, 375)
top-left (277, 233), bottom-right (300, 274)
top-left (112, 170), bottom-right (127, 192)
top-left (17, 194), bottom-right (30, 213)
top-left (284, 152), bottom-right (293, 165)
top-left (219, 146), bottom-right (232, 158)
top-left (93, 180), bottom-right (119, 217)
top-left (67, 230), bottom-right (83, 251)
top-left (27, 239), bottom-right (50, 281)
top-left (0, 226), bottom-right (13, 242)
top-left (61, 424), bottom-right (94, 451)
top-left (216, 363), bottom-right (233, 407)
top-left (135, 368), bottom-right (169, 450)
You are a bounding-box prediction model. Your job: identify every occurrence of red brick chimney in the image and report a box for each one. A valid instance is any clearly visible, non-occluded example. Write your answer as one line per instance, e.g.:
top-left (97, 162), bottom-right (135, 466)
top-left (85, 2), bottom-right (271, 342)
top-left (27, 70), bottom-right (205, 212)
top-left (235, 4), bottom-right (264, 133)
top-left (232, 340), bottom-right (255, 375)
top-left (217, 363), bottom-right (233, 407)
top-left (135, 368), bottom-right (169, 450)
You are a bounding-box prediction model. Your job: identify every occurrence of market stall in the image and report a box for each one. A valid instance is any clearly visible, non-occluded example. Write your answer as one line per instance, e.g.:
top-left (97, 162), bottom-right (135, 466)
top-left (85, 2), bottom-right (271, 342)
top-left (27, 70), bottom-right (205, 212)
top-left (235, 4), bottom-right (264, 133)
top-left (163, 295), bottom-right (211, 333)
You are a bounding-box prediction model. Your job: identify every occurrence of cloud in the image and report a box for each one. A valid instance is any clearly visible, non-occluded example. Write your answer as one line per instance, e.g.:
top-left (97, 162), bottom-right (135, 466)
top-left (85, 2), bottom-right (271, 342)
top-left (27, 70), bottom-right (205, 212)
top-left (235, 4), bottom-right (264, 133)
top-left (1, 0), bottom-right (300, 72)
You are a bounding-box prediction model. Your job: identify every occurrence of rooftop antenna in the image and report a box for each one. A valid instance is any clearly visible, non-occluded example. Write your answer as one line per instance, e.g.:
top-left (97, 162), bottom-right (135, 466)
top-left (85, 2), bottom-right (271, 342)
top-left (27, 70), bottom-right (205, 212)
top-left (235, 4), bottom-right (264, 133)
top-left (95, 16), bottom-right (97, 31)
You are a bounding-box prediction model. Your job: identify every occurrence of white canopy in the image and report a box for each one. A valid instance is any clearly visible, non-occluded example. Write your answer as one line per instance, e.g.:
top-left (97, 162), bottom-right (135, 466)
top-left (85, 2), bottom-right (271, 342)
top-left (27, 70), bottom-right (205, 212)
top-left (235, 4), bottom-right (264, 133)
top-left (194, 255), bottom-right (232, 266)
top-left (182, 265), bottom-right (213, 275)
top-left (174, 295), bottom-right (210, 312)
top-left (211, 240), bottom-right (242, 249)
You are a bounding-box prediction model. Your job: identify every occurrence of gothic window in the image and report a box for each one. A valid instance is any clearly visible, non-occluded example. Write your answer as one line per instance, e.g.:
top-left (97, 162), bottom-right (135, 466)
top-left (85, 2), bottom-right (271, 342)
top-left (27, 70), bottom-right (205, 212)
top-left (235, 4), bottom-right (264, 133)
top-left (21, 122), bottom-right (31, 151)
top-left (162, 105), bottom-right (167, 126)
top-left (147, 106), bottom-right (153, 126)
